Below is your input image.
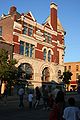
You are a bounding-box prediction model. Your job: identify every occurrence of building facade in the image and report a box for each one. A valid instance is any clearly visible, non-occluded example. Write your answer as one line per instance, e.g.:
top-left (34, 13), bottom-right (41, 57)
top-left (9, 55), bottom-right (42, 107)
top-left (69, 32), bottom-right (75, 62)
top-left (64, 62), bottom-right (80, 91)
top-left (0, 2), bottom-right (66, 88)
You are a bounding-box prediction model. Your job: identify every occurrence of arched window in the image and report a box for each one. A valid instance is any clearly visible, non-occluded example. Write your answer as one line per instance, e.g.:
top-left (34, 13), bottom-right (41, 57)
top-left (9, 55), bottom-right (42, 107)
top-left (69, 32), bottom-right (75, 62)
top-left (18, 63), bottom-right (33, 80)
top-left (42, 67), bottom-right (50, 81)
top-left (43, 49), bottom-right (47, 61)
top-left (48, 50), bottom-right (51, 62)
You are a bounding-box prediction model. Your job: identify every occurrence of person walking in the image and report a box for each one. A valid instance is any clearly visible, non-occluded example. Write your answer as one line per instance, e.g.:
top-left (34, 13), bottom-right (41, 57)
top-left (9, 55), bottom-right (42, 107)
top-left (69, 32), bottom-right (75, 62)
top-left (42, 88), bottom-right (49, 110)
top-left (34, 86), bottom-right (41, 109)
top-left (28, 91), bottom-right (33, 109)
top-left (63, 97), bottom-right (80, 120)
top-left (18, 87), bottom-right (24, 108)
top-left (49, 90), bottom-right (65, 120)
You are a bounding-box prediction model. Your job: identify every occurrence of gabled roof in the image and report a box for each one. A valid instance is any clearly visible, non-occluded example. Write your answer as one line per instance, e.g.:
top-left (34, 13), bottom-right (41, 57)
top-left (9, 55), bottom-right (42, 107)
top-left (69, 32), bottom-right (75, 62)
top-left (24, 11), bottom-right (36, 21)
top-left (43, 21), bottom-right (53, 30)
top-left (43, 16), bottom-right (64, 32)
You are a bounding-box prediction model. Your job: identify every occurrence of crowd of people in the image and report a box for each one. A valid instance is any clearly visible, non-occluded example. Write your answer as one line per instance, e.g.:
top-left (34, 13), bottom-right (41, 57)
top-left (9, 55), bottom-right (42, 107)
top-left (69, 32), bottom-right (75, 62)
top-left (1, 85), bottom-right (80, 120)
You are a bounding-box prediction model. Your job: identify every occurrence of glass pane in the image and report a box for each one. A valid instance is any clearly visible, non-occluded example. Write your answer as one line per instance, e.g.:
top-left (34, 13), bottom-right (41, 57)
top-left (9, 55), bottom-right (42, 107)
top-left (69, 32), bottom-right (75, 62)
top-left (28, 29), bottom-right (33, 36)
top-left (0, 27), bottom-right (2, 36)
top-left (25, 43), bottom-right (29, 56)
top-left (43, 49), bottom-right (46, 60)
top-left (20, 41), bottom-right (24, 55)
top-left (30, 44), bottom-right (34, 57)
top-left (48, 50), bottom-right (51, 62)
top-left (23, 27), bottom-right (28, 34)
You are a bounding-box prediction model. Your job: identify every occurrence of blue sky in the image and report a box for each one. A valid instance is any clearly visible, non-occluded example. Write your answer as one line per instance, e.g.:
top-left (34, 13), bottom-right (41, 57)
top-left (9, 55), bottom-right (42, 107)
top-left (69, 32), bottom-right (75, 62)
top-left (0, 0), bottom-right (80, 63)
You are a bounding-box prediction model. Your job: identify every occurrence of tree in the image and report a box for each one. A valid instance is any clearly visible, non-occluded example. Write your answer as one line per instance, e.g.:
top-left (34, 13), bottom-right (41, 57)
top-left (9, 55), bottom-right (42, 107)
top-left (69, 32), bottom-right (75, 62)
top-left (62, 70), bottom-right (73, 90)
top-left (0, 49), bottom-right (18, 95)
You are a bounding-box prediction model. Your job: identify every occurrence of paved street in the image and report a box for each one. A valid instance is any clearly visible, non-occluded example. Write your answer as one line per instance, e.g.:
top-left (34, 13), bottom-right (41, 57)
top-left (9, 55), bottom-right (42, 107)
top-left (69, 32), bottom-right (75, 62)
top-left (0, 96), bottom-right (49, 120)
top-left (0, 92), bottom-right (80, 120)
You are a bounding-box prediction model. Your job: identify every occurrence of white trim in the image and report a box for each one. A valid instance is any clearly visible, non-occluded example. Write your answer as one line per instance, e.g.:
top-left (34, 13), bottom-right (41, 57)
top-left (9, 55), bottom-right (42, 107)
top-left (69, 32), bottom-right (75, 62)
top-left (50, 3), bottom-right (57, 10)
top-left (29, 11), bottom-right (36, 21)
top-left (34, 34), bottom-right (45, 41)
top-left (13, 22), bottom-right (22, 31)
top-left (19, 34), bottom-right (37, 47)
top-left (24, 18), bottom-right (36, 26)
top-left (44, 27), bottom-right (57, 36)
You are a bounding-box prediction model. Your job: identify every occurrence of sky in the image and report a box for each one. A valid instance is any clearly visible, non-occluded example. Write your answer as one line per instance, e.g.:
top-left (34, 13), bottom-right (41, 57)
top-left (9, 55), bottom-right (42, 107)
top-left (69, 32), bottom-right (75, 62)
top-left (0, 0), bottom-right (80, 63)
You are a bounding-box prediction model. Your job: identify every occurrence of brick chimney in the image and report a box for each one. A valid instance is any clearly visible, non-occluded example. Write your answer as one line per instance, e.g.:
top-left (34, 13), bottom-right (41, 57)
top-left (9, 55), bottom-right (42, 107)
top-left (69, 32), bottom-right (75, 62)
top-left (50, 2), bottom-right (57, 31)
top-left (9, 6), bottom-right (17, 14)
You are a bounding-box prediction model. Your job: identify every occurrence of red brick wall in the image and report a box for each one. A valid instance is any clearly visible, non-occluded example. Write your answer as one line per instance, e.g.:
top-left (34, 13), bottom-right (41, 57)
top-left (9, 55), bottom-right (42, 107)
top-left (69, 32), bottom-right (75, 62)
top-left (14, 43), bottom-right (20, 54)
top-left (0, 16), bottom-right (14, 42)
top-left (35, 50), bottom-right (43, 60)
top-left (50, 4), bottom-right (57, 31)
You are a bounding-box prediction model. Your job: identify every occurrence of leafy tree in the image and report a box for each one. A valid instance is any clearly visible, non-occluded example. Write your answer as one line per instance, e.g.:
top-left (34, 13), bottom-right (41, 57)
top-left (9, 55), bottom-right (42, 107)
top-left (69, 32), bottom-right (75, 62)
top-left (62, 71), bottom-right (73, 90)
top-left (0, 49), bottom-right (18, 95)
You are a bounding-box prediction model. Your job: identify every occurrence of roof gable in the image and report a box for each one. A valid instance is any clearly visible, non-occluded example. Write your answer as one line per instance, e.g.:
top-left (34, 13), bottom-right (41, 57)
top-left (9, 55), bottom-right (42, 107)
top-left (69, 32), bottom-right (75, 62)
top-left (24, 11), bottom-right (36, 21)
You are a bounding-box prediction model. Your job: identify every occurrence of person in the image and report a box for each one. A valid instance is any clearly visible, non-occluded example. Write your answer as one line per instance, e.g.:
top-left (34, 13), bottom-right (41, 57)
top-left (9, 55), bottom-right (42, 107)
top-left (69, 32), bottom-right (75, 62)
top-left (49, 90), bottom-right (65, 120)
top-left (48, 93), bottom-right (54, 110)
top-left (52, 87), bottom-right (60, 100)
top-left (18, 87), bottom-right (24, 108)
top-left (42, 88), bottom-right (49, 110)
top-left (63, 97), bottom-right (80, 120)
top-left (34, 86), bottom-right (41, 109)
top-left (28, 91), bottom-right (33, 109)
top-left (3, 85), bottom-right (8, 104)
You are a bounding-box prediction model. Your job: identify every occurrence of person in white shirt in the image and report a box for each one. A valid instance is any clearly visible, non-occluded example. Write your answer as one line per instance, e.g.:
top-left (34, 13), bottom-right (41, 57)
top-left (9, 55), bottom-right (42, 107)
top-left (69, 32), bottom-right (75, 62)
top-left (28, 91), bottom-right (33, 109)
top-left (18, 87), bottom-right (24, 108)
top-left (63, 97), bottom-right (80, 120)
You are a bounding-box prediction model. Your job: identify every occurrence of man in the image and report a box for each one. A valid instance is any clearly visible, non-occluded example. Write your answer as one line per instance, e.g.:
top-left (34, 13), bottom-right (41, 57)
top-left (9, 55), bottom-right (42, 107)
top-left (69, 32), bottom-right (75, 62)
top-left (18, 87), bottom-right (24, 108)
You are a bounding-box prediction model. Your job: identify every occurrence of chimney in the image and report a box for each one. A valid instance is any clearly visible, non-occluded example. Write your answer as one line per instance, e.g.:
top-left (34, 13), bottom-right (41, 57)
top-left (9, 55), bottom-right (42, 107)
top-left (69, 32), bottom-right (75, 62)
top-left (50, 2), bottom-right (57, 31)
top-left (9, 6), bottom-right (17, 14)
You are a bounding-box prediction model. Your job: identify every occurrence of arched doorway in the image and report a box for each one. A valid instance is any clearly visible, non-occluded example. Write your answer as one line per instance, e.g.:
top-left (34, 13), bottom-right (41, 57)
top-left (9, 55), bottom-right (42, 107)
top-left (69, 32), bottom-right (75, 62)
top-left (42, 67), bottom-right (50, 82)
top-left (18, 63), bottom-right (33, 80)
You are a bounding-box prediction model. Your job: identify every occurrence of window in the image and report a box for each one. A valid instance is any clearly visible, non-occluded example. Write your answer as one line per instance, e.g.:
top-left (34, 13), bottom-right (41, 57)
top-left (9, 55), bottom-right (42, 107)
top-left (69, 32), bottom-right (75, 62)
top-left (76, 65), bottom-right (79, 71)
top-left (23, 27), bottom-right (28, 34)
top-left (20, 41), bottom-right (35, 58)
top-left (28, 25), bottom-right (33, 36)
top-left (30, 44), bottom-right (34, 57)
top-left (43, 49), bottom-right (47, 61)
top-left (0, 26), bottom-right (2, 36)
top-left (44, 32), bottom-right (52, 43)
top-left (68, 66), bottom-right (71, 71)
top-left (76, 73), bottom-right (79, 80)
top-left (20, 41), bottom-right (24, 55)
top-left (48, 50), bottom-right (51, 62)
top-left (23, 23), bottom-right (33, 36)
top-left (64, 66), bottom-right (67, 71)
top-left (58, 70), bottom-right (61, 76)
top-left (25, 43), bottom-right (29, 56)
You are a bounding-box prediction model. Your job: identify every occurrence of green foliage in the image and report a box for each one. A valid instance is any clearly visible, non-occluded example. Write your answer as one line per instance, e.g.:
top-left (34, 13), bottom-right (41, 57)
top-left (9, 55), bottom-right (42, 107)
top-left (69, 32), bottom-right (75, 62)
top-left (0, 49), bottom-right (18, 81)
top-left (62, 71), bottom-right (73, 84)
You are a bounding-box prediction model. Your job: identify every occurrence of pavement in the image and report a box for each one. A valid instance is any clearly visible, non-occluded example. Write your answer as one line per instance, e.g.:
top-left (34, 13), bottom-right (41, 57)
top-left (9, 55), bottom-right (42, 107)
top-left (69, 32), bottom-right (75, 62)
top-left (0, 92), bottom-right (80, 120)
top-left (0, 95), bottom-right (49, 120)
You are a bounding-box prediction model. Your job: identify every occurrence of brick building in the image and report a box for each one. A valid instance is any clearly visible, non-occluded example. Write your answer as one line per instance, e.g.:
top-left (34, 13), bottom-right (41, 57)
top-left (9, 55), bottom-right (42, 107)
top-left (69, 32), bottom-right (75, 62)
top-left (64, 62), bottom-right (80, 91)
top-left (0, 2), bottom-right (66, 88)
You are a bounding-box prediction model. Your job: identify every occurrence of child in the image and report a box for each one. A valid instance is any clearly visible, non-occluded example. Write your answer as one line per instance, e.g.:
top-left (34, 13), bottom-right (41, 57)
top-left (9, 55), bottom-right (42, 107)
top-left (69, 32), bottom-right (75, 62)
top-left (63, 97), bottom-right (80, 120)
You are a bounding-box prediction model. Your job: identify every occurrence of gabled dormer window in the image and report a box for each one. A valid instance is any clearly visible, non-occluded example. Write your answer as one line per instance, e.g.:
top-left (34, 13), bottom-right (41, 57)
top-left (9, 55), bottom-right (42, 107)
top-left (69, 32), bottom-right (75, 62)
top-left (23, 23), bottom-right (33, 36)
top-left (0, 26), bottom-right (2, 36)
top-left (44, 32), bottom-right (52, 44)
top-left (23, 27), bottom-right (28, 35)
